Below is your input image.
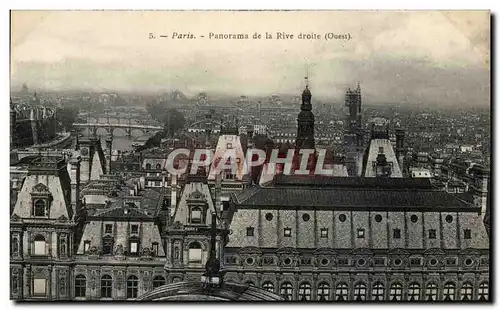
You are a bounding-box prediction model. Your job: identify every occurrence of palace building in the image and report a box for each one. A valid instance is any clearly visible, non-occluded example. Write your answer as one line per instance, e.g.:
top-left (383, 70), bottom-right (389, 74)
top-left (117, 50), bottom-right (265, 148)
top-left (10, 82), bottom-right (490, 302)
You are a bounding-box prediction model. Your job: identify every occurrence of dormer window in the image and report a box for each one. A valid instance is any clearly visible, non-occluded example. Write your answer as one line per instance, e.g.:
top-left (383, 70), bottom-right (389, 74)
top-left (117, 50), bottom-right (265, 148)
top-left (131, 225), bottom-right (139, 235)
top-left (152, 242), bottom-right (159, 256)
top-left (156, 163), bottom-right (162, 170)
top-left (190, 207), bottom-right (203, 224)
top-left (84, 241), bottom-right (91, 254)
top-left (145, 163), bottom-right (151, 170)
top-left (105, 224), bottom-right (113, 234)
top-left (102, 236), bottom-right (114, 255)
top-left (34, 199), bottom-right (46, 217)
top-left (129, 236), bottom-right (140, 255)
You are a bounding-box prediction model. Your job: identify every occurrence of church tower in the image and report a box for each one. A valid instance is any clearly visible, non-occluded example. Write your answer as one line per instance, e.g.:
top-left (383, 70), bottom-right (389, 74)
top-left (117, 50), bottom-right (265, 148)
top-left (296, 77), bottom-right (315, 150)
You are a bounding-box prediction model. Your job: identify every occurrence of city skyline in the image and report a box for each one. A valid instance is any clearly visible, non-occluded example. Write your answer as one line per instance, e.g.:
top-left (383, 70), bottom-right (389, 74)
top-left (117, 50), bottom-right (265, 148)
top-left (11, 11), bottom-right (490, 107)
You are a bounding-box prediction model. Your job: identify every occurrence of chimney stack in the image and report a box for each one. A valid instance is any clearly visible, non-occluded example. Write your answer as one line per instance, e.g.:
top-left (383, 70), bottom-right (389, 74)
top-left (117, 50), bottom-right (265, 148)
top-left (69, 152), bottom-right (82, 220)
top-left (105, 135), bottom-right (113, 174)
top-left (395, 128), bottom-right (405, 172)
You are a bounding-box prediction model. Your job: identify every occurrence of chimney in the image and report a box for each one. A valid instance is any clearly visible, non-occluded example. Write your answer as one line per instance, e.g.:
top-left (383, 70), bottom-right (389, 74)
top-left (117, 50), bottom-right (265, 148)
top-left (395, 128), bottom-right (405, 172)
top-left (471, 165), bottom-right (489, 218)
top-left (105, 135), bottom-right (113, 174)
top-left (170, 174), bottom-right (177, 218)
top-left (69, 153), bottom-right (82, 220)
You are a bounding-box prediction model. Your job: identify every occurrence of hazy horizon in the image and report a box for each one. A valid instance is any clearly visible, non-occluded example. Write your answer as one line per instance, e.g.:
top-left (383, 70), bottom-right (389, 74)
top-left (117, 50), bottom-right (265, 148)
top-left (10, 11), bottom-right (490, 107)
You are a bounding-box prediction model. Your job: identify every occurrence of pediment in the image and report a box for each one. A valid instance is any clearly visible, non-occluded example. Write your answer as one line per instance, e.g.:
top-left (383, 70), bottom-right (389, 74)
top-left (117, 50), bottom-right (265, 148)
top-left (458, 248), bottom-right (481, 256)
top-left (238, 246), bottom-right (263, 255)
top-left (31, 183), bottom-right (50, 194)
top-left (187, 190), bottom-right (206, 201)
top-left (388, 248), bottom-right (410, 256)
top-left (423, 248), bottom-right (446, 256)
top-left (277, 247), bottom-right (299, 255)
top-left (351, 247), bottom-right (374, 256)
top-left (11, 213), bottom-right (21, 221)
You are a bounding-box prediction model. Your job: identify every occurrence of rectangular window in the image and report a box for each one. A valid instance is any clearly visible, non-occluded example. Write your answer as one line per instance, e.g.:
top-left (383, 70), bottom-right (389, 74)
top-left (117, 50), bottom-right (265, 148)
top-left (84, 241), bottom-right (91, 254)
top-left (131, 225), bottom-right (139, 234)
top-left (130, 242), bottom-right (138, 254)
top-left (428, 229), bottom-right (437, 239)
top-left (374, 258), bottom-right (385, 266)
top-left (379, 146), bottom-right (384, 153)
top-left (357, 229), bottom-right (365, 238)
top-left (338, 258), bottom-right (349, 266)
top-left (410, 258), bottom-right (422, 266)
top-left (246, 227), bottom-right (255, 237)
top-left (464, 229), bottom-right (472, 239)
top-left (300, 257), bottom-right (312, 265)
top-left (188, 249), bottom-right (202, 263)
top-left (191, 209), bottom-right (202, 223)
top-left (105, 224), bottom-right (113, 234)
top-left (320, 228), bottom-right (328, 238)
top-left (152, 242), bottom-right (159, 256)
top-left (227, 143), bottom-right (233, 149)
top-left (446, 258), bottom-right (457, 266)
top-left (393, 229), bottom-right (401, 239)
top-left (284, 228), bottom-right (292, 237)
top-left (33, 278), bottom-right (46, 295)
top-left (34, 240), bottom-right (46, 256)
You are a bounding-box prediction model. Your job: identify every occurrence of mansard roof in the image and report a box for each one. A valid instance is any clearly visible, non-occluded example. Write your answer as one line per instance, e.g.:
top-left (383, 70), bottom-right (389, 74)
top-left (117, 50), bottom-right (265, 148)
top-left (232, 177), bottom-right (476, 211)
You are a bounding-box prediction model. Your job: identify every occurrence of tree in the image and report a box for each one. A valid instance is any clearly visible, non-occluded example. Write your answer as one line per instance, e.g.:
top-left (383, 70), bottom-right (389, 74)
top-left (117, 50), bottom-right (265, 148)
top-left (162, 108), bottom-right (186, 138)
top-left (146, 101), bottom-right (186, 137)
top-left (57, 106), bottom-right (79, 132)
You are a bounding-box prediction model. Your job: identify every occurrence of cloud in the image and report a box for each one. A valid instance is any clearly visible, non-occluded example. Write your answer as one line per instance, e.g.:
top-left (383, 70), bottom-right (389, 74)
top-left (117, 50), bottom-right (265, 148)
top-left (10, 11), bottom-right (490, 106)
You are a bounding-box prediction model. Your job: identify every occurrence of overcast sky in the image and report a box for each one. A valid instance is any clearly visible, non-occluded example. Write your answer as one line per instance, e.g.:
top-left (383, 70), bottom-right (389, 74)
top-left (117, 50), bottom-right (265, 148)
top-left (10, 11), bottom-right (490, 106)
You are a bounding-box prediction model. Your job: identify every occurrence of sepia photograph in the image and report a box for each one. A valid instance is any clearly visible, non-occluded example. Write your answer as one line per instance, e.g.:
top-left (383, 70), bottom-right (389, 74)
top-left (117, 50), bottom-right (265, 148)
top-left (8, 10), bottom-right (491, 302)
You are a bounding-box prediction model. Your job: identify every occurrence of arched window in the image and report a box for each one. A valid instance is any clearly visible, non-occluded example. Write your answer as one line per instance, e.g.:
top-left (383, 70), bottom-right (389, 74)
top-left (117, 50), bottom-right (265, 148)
top-left (75, 275), bottom-right (86, 297)
top-left (153, 276), bottom-right (165, 289)
top-left (478, 282), bottom-right (488, 300)
top-left (262, 281), bottom-right (274, 293)
top-left (335, 282), bottom-right (348, 301)
top-left (34, 200), bottom-right (46, 217)
top-left (145, 163), bottom-right (151, 170)
top-left (280, 282), bottom-right (293, 300)
top-left (298, 282), bottom-right (312, 301)
top-left (408, 283), bottom-right (421, 301)
top-left (372, 282), bottom-right (385, 301)
top-left (127, 275), bottom-right (139, 298)
top-left (460, 282), bottom-right (473, 301)
top-left (188, 242), bottom-right (202, 264)
top-left (354, 282), bottom-right (367, 301)
top-left (33, 235), bottom-right (46, 256)
top-left (425, 283), bottom-right (438, 301)
top-left (443, 282), bottom-right (456, 300)
top-left (100, 275), bottom-right (112, 298)
top-left (389, 282), bottom-right (403, 301)
top-left (317, 282), bottom-right (330, 301)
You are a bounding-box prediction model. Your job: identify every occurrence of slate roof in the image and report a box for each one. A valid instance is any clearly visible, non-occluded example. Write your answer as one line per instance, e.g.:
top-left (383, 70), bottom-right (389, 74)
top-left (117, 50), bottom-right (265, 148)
top-left (272, 175), bottom-right (436, 189)
top-left (233, 176), bottom-right (476, 210)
